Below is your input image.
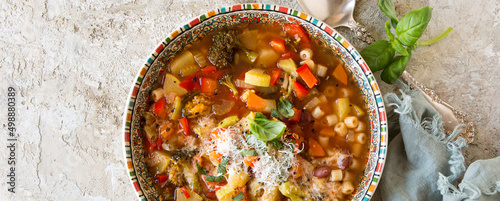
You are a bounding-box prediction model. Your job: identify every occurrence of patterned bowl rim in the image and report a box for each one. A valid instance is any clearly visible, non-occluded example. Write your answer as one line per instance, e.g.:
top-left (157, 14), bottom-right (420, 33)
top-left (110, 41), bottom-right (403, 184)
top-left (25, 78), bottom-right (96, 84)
top-left (123, 3), bottom-right (388, 201)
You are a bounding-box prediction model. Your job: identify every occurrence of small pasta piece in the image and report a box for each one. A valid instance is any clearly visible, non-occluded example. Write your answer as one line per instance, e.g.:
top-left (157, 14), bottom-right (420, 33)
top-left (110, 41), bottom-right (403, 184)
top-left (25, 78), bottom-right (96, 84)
top-left (330, 169), bottom-right (343, 182)
top-left (319, 127), bottom-right (336, 137)
top-left (304, 97), bottom-right (321, 111)
top-left (318, 136), bottom-right (330, 148)
top-left (151, 88), bottom-right (165, 101)
top-left (299, 59), bottom-right (316, 71)
top-left (343, 171), bottom-right (355, 182)
top-left (355, 121), bottom-right (366, 132)
top-left (334, 122), bottom-right (348, 137)
top-left (341, 181), bottom-right (354, 195)
top-left (318, 94), bottom-right (327, 103)
top-left (324, 86), bottom-right (336, 98)
top-left (339, 87), bottom-right (353, 97)
top-left (351, 143), bottom-right (363, 157)
top-left (346, 130), bottom-right (355, 143)
top-left (344, 116), bottom-right (359, 128)
top-left (316, 64), bottom-right (328, 77)
top-left (356, 133), bottom-right (367, 144)
top-left (349, 158), bottom-right (362, 170)
top-left (311, 106), bottom-right (325, 119)
top-left (300, 48), bottom-right (313, 60)
top-left (326, 114), bottom-right (339, 127)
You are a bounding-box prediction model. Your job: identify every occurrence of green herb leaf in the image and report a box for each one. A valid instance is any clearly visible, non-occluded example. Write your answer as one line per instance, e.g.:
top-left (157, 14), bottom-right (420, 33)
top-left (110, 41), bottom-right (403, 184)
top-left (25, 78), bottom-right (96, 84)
top-left (381, 53), bottom-right (412, 84)
top-left (391, 39), bottom-right (409, 56)
top-left (196, 163), bottom-right (209, 175)
top-left (385, 20), bottom-right (395, 41)
top-left (249, 112), bottom-right (286, 141)
top-left (360, 40), bottom-right (396, 72)
top-left (240, 149), bottom-right (258, 156)
top-left (205, 175), bottom-right (223, 182)
top-left (232, 192), bottom-right (245, 201)
top-left (271, 109), bottom-right (281, 120)
top-left (396, 6), bottom-right (433, 46)
top-left (206, 156), bottom-right (231, 182)
top-left (277, 99), bottom-right (294, 118)
top-left (378, 0), bottom-right (398, 26)
top-left (271, 139), bottom-right (284, 149)
top-left (244, 134), bottom-right (267, 149)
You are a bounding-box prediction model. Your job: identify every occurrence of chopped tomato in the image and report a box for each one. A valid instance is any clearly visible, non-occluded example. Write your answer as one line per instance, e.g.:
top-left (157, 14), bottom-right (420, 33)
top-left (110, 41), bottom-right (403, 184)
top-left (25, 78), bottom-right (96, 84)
top-left (156, 174), bottom-right (168, 183)
top-left (270, 38), bottom-right (286, 53)
top-left (180, 187), bottom-right (190, 198)
top-left (308, 138), bottom-right (326, 157)
top-left (200, 77), bottom-right (219, 94)
top-left (284, 24), bottom-right (311, 47)
top-left (296, 64), bottom-right (318, 88)
top-left (152, 98), bottom-right (167, 118)
top-left (180, 118), bottom-right (190, 135)
top-left (179, 75), bottom-right (200, 91)
top-left (292, 81), bottom-right (309, 101)
top-left (269, 69), bottom-right (282, 86)
top-left (288, 108), bottom-right (301, 123)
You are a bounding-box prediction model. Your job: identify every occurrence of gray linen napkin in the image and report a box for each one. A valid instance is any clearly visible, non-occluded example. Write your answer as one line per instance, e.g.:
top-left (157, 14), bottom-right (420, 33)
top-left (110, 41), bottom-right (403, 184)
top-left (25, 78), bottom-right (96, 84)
top-left (378, 82), bottom-right (500, 201)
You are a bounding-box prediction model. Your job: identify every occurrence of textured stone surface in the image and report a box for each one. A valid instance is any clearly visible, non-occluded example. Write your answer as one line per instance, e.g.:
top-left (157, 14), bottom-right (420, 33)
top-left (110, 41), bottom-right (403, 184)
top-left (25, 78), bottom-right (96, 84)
top-left (0, 0), bottom-right (497, 200)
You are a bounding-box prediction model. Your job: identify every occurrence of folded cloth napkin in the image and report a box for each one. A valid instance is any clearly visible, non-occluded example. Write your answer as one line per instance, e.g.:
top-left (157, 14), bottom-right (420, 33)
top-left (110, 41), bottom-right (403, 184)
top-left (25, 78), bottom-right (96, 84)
top-left (378, 81), bottom-right (500, 201)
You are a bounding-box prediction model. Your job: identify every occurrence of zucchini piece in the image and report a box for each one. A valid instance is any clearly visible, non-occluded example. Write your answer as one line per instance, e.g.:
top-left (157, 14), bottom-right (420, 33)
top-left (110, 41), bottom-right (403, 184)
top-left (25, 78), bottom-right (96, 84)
top-left (334, 97), bottom-right (351, 121)
top-left (170, 96), bottom-right (183, 120)
top-left (170, 50), bottom-right (196, 75)
top-left (278, 58), bottom-right (298, 78)
top-left (218, 116), bottom-right (239, 128)
top-left (146, 151), bottom-right (171, 174)
top-left (351, 104), bottom-right (365, 116)
top-left (278, 182), bottom-right (307, 201)
top-left (163, 74), bottom-right (188, 96)
top-left (180, 64), bottom-right (200, 77)
top-left (245, 68), bottom-right (271, 87)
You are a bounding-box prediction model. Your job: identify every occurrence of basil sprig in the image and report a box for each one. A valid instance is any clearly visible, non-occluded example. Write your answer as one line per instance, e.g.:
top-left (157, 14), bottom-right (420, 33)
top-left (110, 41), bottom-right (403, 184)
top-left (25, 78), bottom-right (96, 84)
top-left (249, 112), bottom-right (286, 141)
top-left (205, 156), bottom-right (230, 182)
top-left (232, 192), bottom-right (245, 201)
top-left (240, 149), bottom-right (258, 156)
top-left (360, 0), bottom-right (453, 84)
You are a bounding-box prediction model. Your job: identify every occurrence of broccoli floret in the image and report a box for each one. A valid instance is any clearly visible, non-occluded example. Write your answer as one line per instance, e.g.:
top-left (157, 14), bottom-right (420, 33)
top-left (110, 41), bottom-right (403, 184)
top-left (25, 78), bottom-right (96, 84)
top-left (219, 74), bottom-right (239, 96)
top-left (166, 150), bottom-right (196, 187)
top-left (208, 30), bottom-right (240, 68)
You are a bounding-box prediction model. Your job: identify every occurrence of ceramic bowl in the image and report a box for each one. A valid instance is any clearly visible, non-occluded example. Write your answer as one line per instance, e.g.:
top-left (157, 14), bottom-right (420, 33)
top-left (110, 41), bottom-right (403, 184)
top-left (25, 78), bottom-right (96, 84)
top-left (123, 4), bottom-right (388, 201)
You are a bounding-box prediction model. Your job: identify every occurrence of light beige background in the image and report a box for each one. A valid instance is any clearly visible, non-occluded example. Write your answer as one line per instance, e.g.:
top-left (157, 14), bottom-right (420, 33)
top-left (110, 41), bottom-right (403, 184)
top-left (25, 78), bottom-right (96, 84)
top-left (0, 0), bottom-right (498, 200)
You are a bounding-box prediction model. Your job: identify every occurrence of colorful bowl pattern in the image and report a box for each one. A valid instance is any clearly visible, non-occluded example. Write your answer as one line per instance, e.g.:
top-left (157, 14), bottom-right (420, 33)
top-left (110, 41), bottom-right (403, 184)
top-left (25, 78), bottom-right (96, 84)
top-left (123, 4), bottom-right (388, 201)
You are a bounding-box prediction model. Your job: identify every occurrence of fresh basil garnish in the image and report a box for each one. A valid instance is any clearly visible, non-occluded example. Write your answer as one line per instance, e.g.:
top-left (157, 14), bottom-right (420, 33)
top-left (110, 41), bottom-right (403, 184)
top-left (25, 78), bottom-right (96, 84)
top-left (270, 139), bottom-right (284, 149)
top-left (359, 40), bottom-right (395, 72)
top-left (249, 112), bottom-right (286, 141)
top-left (232, 192), bottom-right (245, 201)
top-left (240, 150), bottom-right (258, 156)
top-left (205, 156), bottom-right (230, 182)
top-left (196, 163), bottom-right (209, 175)
top-left (271, 109), bottom-right (281, 120)
top-left (277, 99), bottom-right (294, 118)
top-left (381, 53), bottom-right (412, 84)
top-left (395, 6), bottom-right (432, 47)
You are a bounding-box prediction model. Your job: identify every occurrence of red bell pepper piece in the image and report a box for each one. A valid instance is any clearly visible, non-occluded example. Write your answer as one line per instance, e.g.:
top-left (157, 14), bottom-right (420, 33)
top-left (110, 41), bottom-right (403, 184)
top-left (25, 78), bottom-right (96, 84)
top-left (157, 138), bottom-right (162, 150)
top-left (180, 118), bottom-right (190, 135)
top-left (296, 64), bottom-right (318, 88)
top-left (156, 174), bottom-right (168, 183)
top-left (280, 51), bottom-right (300, 61)
top-left (292, 81), bottom-right (309, 101)
top-left (201, 65), bottom-right (217, 74)
top-left (179, 75), bottom-right (200, 91)
top-left (200, 77), bottom-right (218, 94)
top-left (180, 187), bottom-right (190, 198)
top-left (145, 136), bottom-right (157, 153)
top-left (269, 69), bottom-right (282, 86)
top-left (288, 108), bottom-right (301, 123)
top-left (284, 24), bottom-right (311, 47)
top-left (270, 38), bottom-right (286, 53)
top-left (152, 98), bottom-right (167, 118)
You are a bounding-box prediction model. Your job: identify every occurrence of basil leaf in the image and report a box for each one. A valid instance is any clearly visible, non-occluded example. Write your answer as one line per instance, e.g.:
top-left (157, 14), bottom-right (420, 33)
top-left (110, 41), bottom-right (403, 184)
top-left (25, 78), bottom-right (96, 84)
top-left (271, 139), bottom-right (284, 149)
top-left (240, 150), bottom-right (258, 156)
top-left (360, 40), bottom-right (396, 72)
top-left (196, 163), bottom-right (209, 175)
top-left (378, 0), bottom-right (398, 26)
top-left (232, 192), bottom-right (245, 201)
top-left (205, 175), bottom-right (223, 182)
top-left (244, 134), bottom-right (267, 149)
top-left (271, 109), bottom-right (281, 120)
top-left (277, 99), bottom-right (294, 118)
top-left (381, 53), bottom-right (412, 84)
top-left (249, 112), bottom-right (286, 141)
top-left (396, 6), bottom-right (433, 46)
top-left (385, 20), bottom-right (395, 41)
top-left (391, 39), bottom-right (409, 56)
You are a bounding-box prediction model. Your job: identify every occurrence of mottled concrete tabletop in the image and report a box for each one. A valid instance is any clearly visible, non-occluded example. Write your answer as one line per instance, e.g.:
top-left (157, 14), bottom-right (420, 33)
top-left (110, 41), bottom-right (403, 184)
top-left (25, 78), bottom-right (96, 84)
top-left (0, 0), bottom-right (498, 200)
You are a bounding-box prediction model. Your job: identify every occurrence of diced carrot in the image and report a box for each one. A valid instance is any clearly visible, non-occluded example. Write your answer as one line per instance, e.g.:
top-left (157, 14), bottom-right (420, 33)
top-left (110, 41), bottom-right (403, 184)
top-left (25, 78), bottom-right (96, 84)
top-left (244, 156), bottom-right (258, 167)
top-left (270, 38), bottom-right (286, 53)
top-left (247, 91), bottom-right (267, 112)
top-left (284, 24), bottom-right (311, 47)
top-left (288, 108), bottom-right (301, 123)
top-left (180, 187), bottom-right (190, 198)
top-left (308, 138), bottom-right (326, 157)
top-left (292, 81), bottom-right (309, 101)
top-left (296, 64), bottom-right (318, 88)
top-left (269, 69), bottom-right (282, 86)
top-left (159, 122), bottom-right (175, 139)
top-left (333, 63), bottom-right (348, 85)
top-left (152, 98), bottom-right (167, 118)
top-left (180, 118), bottom-right (190, 135)
top-left (200, 77), bottom-right (219, 94)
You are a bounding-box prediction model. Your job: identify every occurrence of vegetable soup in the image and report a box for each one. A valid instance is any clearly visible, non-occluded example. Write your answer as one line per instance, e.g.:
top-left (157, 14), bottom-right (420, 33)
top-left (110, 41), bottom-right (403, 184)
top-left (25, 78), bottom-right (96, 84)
top-left (140, 24), bottom-right (369, 201)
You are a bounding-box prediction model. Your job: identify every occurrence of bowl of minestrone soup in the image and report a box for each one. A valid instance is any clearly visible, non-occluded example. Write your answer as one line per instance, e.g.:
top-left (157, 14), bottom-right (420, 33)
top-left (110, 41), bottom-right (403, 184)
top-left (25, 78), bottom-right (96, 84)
top-left (124, 4), bottom-right (388, 201)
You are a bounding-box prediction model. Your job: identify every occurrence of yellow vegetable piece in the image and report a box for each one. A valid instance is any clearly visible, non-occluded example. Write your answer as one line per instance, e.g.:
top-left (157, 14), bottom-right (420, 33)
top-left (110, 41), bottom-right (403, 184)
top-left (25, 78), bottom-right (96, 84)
top-left (218, 115), bottom-right (239, 128)
top-left (163, 74), bottom-right (188, 96)
top-left (216, 185), bottom-right (235, 201)
top-left (170, 96), bottom-right (183, 120)
top-left (176, 187), bottom-right (203, 201)
top-left (278, 58), bottom-right (298, 77)
top-left (180, 64), bottom-right (200, 77)
top-left (351, 104), bottom-right (365, 116)
top-left (279, 182), bottom-right (308, 200)
top-left (334, 97), bottom-right (351, 121)
top-left (227, 170), bottom-right (250, 188)
top-left (239, 29), bottom-right (259, 50)
top-left (245, 68), bottom-right (271, 87)
top-left (255, 48), bottom-right (280, 68)
top-left (146, 151), bottom-right (171, 174)
top-left (170, 50), bottom-right (196, 75)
